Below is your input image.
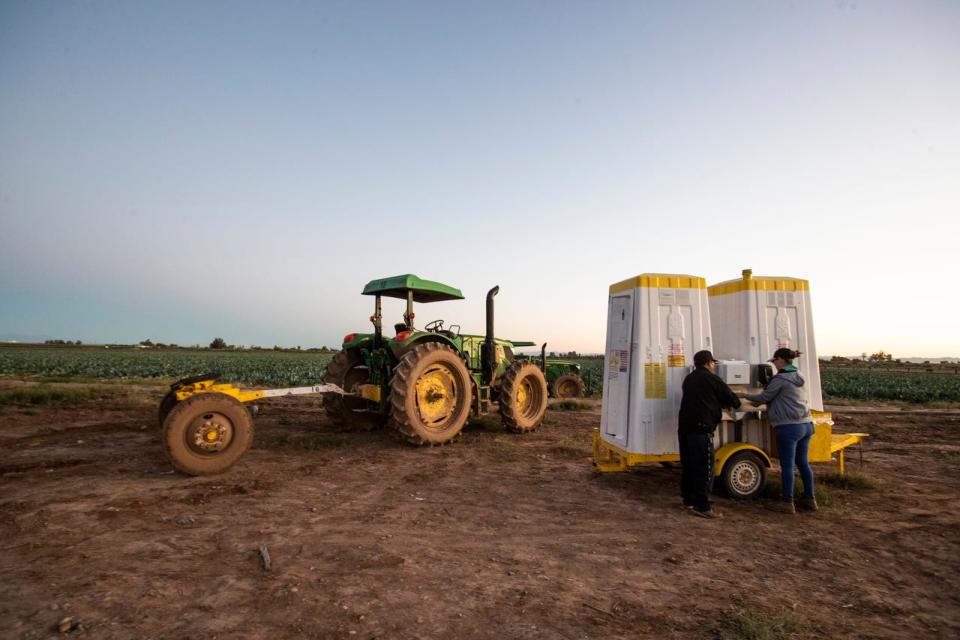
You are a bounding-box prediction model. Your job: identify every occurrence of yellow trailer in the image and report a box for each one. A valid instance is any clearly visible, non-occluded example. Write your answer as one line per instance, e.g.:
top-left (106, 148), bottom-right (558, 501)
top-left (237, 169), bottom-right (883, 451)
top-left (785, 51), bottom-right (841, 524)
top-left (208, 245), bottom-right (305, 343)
top-left (592, 407), bottom-right (868, 498)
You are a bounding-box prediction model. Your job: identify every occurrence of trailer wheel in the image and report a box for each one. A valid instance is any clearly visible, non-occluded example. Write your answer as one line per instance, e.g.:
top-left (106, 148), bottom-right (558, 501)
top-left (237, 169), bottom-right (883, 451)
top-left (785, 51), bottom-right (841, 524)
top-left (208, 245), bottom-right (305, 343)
top-left (323, 350), bottom-right (387, 430)
top-left (162, 393), bottom-right (254, 476)
top-left (500, 361), bottom-right (548, 433)
top-left (390, 342), bottom-right (471, 445)
top-left (550, 373), bottom-right (586, 399)
top-left (158, 390), bottom-right (178, 427)
top-left (158, 373), bottom-right (221, 427)
top-left (721, 451), bottom-right (767, 499)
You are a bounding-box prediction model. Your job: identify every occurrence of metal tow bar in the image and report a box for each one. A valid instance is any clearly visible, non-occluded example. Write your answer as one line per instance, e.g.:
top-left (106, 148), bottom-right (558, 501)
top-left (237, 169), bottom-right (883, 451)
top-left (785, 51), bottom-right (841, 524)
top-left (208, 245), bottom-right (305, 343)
top-left (169, 377), bottom-right (362, 405)
top-left (260, 384), bottom-right (352, 398)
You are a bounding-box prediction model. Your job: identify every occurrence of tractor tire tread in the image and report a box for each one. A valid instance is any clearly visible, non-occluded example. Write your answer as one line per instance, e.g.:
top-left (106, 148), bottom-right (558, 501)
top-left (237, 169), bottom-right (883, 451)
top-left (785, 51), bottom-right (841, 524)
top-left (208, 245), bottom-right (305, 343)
top-left (158, 390), bottom-right (178, 428)
top-left (323, 349), bottom-right (385, 431)
top-left (550, 373), bottom-right (587, 399)
top-left (500, 360), bottom-right (549, 433)
top-left (389, 342), bottom-right (470, 446)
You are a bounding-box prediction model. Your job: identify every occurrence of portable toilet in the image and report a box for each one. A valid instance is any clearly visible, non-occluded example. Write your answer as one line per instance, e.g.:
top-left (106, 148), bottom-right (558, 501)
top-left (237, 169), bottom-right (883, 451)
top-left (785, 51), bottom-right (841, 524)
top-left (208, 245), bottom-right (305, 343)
top-left (594, 270), bottom-right (867, 494)
top-left (599, 273), bottom-right (712, 456)
top-left (708, 269), bottom-right (824, 411)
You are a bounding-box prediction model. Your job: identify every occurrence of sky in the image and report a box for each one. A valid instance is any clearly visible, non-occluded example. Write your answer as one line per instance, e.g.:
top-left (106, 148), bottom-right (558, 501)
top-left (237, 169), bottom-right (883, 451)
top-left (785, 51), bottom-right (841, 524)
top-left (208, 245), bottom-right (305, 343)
top-left (1, 1), bottom-right (958, 357)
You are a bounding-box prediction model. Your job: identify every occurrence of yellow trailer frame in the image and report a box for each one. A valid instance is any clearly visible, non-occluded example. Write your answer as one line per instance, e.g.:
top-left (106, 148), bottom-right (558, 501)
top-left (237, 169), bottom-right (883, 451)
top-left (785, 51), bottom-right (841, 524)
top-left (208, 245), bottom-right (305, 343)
top-left (591, 428), bottom-right (774, 476)
top-left (592, 410), bottom-right (868, 478)
top-left (170, 377), bottom-right (381, 403)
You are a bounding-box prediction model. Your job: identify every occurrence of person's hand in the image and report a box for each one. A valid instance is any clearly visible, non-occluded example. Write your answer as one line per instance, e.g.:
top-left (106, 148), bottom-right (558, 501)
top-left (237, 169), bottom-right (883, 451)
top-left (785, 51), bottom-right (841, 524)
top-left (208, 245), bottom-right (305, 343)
top-left (735, 391), bottom-right (748, 398)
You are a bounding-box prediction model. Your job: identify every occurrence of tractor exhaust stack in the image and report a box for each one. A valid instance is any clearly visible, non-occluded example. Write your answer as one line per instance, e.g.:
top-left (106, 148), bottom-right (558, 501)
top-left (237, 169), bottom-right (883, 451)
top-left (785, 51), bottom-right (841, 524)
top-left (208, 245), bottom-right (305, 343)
top-left (483, 285), bottom-right (500, 383)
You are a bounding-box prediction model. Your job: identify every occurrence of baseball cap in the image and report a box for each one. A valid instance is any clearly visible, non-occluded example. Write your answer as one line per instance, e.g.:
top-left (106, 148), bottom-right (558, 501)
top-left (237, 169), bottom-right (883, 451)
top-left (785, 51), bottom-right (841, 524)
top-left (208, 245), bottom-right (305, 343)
top-left (693, 350), bottom-right (718, 367)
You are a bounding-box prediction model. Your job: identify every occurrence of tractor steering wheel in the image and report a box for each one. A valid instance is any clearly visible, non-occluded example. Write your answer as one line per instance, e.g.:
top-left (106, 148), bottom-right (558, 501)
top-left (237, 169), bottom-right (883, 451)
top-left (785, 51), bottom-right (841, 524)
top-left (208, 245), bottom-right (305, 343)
top-left (425, 319), bottom-right (444, 332)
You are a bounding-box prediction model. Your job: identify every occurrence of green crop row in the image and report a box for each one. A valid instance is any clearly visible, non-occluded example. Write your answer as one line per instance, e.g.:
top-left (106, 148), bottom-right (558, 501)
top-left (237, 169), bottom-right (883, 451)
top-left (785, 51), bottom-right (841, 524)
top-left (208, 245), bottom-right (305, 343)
top-left (820, 369), bottom-right (960, 403)
top-left (3, 347), bottom-right (957, 403)
top-left (0, 347), bottom-right (333, 387)
top-left (565, 358), bottom-right (960, 404)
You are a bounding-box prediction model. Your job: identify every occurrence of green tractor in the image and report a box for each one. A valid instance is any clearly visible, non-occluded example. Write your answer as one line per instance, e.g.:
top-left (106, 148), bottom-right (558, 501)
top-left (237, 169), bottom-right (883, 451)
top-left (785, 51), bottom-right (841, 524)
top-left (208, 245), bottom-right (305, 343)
top-left (544, 360), bottom-right (587, 399)
top-left (158, 274), bottom-right (550, 475)
top-left (513, 345), bottom-right (587, 399)
top-left (322, 274), bottom-right (550, 445)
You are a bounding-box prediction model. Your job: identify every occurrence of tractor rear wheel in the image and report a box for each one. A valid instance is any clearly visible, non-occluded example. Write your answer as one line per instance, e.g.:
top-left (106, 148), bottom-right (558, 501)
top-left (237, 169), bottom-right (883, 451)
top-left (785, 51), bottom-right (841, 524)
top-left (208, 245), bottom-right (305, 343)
top-left (162, 393), bottom-right (254, 476)
top-left (550, 373), bottom-right (586, 399)
top-left (389, 342), bottom-right (471, 445)
top-left (323, 350), bottom-right (387, 431)
top-left (500, 361), bottom-right (548, 432)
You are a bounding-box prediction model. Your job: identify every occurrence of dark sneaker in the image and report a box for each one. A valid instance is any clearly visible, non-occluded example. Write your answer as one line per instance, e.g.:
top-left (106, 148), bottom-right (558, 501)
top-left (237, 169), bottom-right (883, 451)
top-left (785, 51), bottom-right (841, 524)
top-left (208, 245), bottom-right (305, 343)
top-left (690, 508), bottom-right (722, 519)
top-left (797, 495), bottom-right (819, 512)
top-left (767, 500), bottom-right (796, 514)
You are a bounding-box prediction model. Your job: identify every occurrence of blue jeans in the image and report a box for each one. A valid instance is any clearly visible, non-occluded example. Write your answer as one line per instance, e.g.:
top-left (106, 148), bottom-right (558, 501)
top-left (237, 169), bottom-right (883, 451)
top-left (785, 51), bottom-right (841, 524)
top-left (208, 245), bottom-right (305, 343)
top-left (775, 422), bottom-right (815, 501)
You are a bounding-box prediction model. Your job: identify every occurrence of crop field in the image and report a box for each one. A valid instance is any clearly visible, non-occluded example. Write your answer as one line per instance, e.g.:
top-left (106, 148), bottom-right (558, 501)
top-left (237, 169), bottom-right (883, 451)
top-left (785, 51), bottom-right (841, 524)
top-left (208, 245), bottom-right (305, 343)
top-left (568, 358), bottom-right (960, 404)
top-left (820, 369), bottom-right (960, 403)
top-left (2, 347), bottom-right (959, 403)
top-left (0, 346), bottom-right (333, 386)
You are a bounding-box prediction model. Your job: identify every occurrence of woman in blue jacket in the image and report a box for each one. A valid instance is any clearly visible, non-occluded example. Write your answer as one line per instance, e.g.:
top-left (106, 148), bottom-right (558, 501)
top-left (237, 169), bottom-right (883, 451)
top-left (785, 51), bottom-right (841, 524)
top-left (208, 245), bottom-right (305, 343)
top-left (737, 348), bottom-right (818, 514)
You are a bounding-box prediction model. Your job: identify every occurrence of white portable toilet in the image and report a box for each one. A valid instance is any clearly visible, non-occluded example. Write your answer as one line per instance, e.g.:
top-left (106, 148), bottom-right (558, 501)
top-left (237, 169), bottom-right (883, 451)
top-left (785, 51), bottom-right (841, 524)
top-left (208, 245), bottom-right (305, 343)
top-left (708, 269), bottom-right (824, 411)
top-left (600, 273), bottom-right (712, 456)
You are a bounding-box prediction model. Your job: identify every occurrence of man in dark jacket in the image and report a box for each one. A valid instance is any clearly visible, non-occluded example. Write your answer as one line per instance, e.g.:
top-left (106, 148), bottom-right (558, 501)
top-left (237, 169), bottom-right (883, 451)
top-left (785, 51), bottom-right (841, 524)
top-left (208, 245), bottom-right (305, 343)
top-left (678, 350), bottom-right (741, 518)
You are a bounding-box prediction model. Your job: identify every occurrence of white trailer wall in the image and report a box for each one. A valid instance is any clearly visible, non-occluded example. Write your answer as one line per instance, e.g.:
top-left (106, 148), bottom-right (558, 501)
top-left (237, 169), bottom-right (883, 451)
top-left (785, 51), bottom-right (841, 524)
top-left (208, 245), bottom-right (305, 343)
top-left (600, 274), bottom-right (713, 455)
top-left (708, 270), bottom-right (824, 411)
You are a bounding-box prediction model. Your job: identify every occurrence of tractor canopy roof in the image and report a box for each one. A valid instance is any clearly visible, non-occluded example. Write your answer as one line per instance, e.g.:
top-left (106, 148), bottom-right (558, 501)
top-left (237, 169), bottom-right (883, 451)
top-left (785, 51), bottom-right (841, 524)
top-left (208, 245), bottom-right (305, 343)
top-left (362, 274), bottom-right (465, 303)
top-left (509, 341), bottom-right (537, 347)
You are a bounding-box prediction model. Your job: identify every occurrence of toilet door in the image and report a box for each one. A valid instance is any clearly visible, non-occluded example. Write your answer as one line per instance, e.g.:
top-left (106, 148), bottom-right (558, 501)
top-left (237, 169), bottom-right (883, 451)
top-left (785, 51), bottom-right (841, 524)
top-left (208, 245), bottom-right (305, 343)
top-left (601, 293), bottom-right (633, 447)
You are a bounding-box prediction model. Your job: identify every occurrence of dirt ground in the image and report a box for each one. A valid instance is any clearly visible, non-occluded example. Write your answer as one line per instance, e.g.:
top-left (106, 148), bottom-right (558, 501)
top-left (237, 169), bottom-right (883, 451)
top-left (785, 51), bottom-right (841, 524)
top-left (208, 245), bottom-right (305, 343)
top-left (1, 380), bottom-right (959, 639)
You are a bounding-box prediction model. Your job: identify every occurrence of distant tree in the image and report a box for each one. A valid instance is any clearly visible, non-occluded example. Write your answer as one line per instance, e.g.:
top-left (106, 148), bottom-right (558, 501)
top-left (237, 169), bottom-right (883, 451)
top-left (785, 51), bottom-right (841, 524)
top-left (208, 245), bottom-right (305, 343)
top-left (140, 339), bottom-right (154, 347)
top-left (209, 337), bottom-right (227, 349)
top-left (75, 340), bottom-right (82, 345)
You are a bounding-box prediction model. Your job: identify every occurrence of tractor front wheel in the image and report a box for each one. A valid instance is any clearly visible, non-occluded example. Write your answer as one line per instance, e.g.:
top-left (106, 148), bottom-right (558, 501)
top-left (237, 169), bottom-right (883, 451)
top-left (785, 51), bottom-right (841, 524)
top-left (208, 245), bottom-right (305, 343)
top-left (500, 361), bottom-right (548, 432)
top-left (162, 393), bottom-right (254, 476)
top-left (550, 373), bottom-right (586, 399)
top-left (390, 342), bottom-right (471, 446)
